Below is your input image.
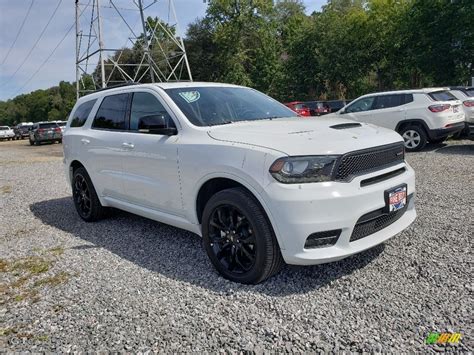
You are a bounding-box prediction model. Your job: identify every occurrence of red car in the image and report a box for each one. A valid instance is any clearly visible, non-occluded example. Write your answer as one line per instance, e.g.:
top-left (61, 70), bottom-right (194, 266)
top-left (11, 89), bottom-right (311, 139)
top-left (284, 101), bottom-right (311, 117)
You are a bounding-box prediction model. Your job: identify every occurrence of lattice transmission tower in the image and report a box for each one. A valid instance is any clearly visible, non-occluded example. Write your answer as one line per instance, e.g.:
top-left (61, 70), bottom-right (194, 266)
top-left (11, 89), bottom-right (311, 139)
top-left (75, 0), bottom-right (192, 98)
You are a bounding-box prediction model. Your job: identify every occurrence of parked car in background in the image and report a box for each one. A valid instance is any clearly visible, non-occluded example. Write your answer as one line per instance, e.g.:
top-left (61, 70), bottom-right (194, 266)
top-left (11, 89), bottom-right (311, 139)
top-left (0, 126), bottom-right (15, 141)
top-left (64, 82), bottom-right (416, 284)
top-left (29, 122), bottom-right (62, 145)
top-left (13, 122), bottom-right (33, 140)
top-left (326, 99), bottom-right (351, 113)
top-left (56, 120), bottom-right (67, 133)
top-left (449, 86), bottom-right (474, 139)
top-left (304, 101), bottom-right (331, 116)
top-left (336, 88), bottom-right (465, 151)
top-left (283, 101), bottom-right (311, 116)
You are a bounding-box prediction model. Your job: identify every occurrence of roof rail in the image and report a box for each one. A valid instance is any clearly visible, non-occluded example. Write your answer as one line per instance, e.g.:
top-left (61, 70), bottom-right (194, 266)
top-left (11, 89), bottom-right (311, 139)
top-left (94, 82), bottom-right (140, 93)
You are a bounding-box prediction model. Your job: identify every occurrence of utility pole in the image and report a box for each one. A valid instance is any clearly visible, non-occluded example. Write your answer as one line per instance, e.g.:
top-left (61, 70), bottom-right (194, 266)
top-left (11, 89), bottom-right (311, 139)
top-left (137, 0), bottom-right (155, 83)
top-left (75, 0), bottom-right (80, 99)
top-left (95, 0), bottom-right (106, 88)
top-left (75, 0), bottom-right (192, 98)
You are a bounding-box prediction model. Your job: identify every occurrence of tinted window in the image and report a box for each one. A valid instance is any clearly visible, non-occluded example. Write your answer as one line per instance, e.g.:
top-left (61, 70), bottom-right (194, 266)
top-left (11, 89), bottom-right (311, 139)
top-left (464, 89), bottom-right (474, 97)
top-left (373, 94), bottom-right (405, 110)
top-left (70, 100), bottom-right (97, 128)
top-left (165, 87), bottom-right (297, 126)
top-left (294, 104), bottom-right (308, 110)
top-left (130, 92), bottom-right (175, 131)
top-left (404, 94), bottom-right (414, 104)
top-left (428, 90), bottom-right (457, 101)
top-left (92, 94), bottom-right (129, 130)
top-left (345, 97), bottom-right (375, 113)
top-left (38, 123), bottom-right (58, 129)
top-left (0, 127), bottom-right (8, 130)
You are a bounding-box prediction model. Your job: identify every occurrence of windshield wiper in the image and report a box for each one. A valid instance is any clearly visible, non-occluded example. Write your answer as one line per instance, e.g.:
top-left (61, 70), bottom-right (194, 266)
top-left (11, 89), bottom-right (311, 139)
top-left (208, 120), bottom-right (234, 127)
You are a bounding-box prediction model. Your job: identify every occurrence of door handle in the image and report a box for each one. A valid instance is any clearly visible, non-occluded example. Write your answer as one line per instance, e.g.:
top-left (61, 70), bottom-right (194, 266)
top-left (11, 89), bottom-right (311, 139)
top-left (122, 142), bottom-right (135, 149)
top-left (81, 138), bottom-right (90, 145)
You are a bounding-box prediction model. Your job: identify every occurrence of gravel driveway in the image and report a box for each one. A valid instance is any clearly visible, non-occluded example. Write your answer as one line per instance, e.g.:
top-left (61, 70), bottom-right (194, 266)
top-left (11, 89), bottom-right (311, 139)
top-left (1, 139), bottom-right (472, 352)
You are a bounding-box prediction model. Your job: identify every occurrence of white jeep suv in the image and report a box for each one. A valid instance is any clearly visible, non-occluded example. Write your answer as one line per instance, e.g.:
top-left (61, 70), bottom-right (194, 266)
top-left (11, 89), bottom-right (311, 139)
top-left (63, 82), bottom-right (416, 284)
top-left (449, 86), bottom-right (474, 139)
top-left (336, 88), bottom-right (465, 151)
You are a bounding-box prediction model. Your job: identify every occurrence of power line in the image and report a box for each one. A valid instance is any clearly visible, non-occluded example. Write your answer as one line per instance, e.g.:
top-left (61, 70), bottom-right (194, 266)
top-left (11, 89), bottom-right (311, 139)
top-left (0, 0), bottom-right (63, 87)
top-left (14, 1), bottom-right (91, 96)
top-left (1, 0), bottom-right (35, 65)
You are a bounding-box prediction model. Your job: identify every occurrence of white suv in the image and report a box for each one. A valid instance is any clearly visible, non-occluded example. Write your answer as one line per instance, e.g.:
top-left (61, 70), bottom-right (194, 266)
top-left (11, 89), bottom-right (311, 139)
top-left (449, 86), bottom-right (474, 139)
top-left (336, 88), bottom-right (466, 151)
top-left (0, 126), bottom-right (15, 141)
top-left (63, 82), bottom-right (416, 283)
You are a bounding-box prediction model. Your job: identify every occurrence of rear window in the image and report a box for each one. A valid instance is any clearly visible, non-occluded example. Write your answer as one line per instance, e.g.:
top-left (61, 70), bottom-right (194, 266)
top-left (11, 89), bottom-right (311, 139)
top-left (428, 90), bottom-right (457, 101)
top-left (464, 89), bottom-right (474, 97)
top-left (71, 99), bottom-right (97, 128)
top-left (294, 104), bottom-right (308, 109)
top-left (39, 123), bottom-right (58, 129)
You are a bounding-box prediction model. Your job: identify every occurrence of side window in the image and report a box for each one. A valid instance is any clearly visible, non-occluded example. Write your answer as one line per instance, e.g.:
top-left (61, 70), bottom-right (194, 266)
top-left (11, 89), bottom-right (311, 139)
top-left (92, 93), bottom-right (129, 130)
top-left (345, 97), bottom-right (375, 113)
top-left (404, 94), bottom-right (414, 104)
top-left (70, 99), bottom-right (97, 128)
top-left (373, 94), bottom-right (404, 110)
top-left (130, 92), bottom-right (175, 131)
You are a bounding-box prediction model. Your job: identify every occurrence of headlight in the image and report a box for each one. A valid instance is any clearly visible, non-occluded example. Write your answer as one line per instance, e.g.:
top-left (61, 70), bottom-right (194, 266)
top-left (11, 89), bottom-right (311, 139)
top-left (269, 156), bottom-right (339, 183)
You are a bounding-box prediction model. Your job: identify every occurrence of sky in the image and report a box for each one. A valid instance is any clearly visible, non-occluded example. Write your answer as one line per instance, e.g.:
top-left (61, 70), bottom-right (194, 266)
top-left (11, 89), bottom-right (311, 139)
top-left (0, 0), bottom-right (325, 101)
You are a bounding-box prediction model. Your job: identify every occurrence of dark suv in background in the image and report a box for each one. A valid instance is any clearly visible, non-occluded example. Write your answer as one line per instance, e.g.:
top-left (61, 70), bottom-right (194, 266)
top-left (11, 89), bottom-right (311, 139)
top-left (29, 122), bottom-right (62, 145)
top-left (326, 100), bottom-right (351, 113)
top-left (13, 123), bottom-right (33, 140)
top-left (304, 101), bottom-right (331, 116)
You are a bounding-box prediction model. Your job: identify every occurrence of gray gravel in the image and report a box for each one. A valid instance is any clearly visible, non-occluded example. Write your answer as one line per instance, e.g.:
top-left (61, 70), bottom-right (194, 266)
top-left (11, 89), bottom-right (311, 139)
top-left (0, 139), bottom-right (473, 352)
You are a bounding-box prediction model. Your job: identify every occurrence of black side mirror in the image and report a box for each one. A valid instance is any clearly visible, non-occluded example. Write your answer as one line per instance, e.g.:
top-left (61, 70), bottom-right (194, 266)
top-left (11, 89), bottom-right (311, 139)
top-left (138, 114), bottom-right (177, 136)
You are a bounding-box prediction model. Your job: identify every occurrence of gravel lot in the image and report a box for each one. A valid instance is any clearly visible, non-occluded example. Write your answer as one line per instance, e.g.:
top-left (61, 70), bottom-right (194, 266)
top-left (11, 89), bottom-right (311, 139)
top-left (0, 138), bottom-right (472, 352)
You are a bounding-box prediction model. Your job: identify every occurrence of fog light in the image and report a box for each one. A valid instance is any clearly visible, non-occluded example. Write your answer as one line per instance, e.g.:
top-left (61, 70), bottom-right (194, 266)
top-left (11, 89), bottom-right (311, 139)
top-left (305, 229), bottom-right (341, 249)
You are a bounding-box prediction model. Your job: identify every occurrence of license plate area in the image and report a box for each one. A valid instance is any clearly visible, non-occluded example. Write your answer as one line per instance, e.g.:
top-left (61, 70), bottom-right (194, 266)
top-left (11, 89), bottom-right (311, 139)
top-left (385, 184), bottom-right (407, 213)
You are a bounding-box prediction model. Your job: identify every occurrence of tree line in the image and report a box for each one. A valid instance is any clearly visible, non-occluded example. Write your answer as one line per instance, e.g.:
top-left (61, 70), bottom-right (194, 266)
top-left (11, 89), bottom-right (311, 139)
top-left (1, 0), bottom-right (472, 126)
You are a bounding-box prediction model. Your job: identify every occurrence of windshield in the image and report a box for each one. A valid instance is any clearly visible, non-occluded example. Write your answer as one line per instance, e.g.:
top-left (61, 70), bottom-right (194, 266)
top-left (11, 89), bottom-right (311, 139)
top-left (165, 87), bottom-right (297, 126)
top-left (39, 123), bottom-right (58, 129)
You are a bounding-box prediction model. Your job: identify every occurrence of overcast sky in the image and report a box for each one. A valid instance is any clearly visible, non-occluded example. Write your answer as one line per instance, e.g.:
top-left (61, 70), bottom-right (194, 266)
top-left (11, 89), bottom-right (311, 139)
top-left (0, 0), bottom-right (325, 101)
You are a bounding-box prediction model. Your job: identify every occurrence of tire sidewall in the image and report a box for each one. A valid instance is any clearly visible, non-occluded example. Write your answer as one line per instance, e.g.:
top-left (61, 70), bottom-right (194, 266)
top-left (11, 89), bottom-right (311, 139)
top-left (202, 189), bottom-right (276, 284)
top-left (401, 126), bottom-right (427, 152)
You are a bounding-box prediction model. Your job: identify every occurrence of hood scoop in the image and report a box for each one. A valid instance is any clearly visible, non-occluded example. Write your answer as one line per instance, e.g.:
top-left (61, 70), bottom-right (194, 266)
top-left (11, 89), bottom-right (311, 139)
top-left (330, 123), bottom-right (362, 130)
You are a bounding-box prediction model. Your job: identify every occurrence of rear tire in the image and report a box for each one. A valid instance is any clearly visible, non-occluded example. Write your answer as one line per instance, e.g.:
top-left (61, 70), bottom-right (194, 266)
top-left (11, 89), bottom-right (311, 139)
top-left (202, 187), bottom-right (284, 284)
top-left (72, 167), bottom-right (109, 222)
top-left (400, 125), bottom-right (427, 152)
top-left (29, 138), bottom-right (34, 146)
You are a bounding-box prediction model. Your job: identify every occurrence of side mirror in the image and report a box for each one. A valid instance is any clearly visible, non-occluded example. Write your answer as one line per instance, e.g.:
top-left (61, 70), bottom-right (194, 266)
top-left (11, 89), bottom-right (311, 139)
top-left (138, 114), bottom-right (177, 136)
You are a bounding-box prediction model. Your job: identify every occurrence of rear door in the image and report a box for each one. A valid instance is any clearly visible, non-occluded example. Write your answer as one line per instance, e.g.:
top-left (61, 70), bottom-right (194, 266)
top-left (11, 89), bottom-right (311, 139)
top-left (119, 90), bottom-right (182, 216)
top-left (85, 93), bottom-right (130, 200)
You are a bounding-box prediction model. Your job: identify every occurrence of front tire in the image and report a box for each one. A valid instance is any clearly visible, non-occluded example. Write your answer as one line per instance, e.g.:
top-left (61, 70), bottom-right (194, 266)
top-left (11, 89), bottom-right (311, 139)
top-left (202, 188), bottom-right (284, 284)
top-left (72, 167), bottom-right (109, 222)
top-left (29, 138), bottom-right (34, 146)
top-left (400, 125), bottom-right (427, 152)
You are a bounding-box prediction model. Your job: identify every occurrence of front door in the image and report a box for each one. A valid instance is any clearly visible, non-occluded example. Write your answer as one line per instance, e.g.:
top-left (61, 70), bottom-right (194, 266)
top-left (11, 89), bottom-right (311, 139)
top-left (119, 91), bottom-right (183, 216)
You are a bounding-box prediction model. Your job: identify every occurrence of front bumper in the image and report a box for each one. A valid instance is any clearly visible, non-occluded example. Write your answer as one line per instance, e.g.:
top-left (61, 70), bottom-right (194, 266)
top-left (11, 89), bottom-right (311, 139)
top-left (262, 163), bottom-right (416, 265)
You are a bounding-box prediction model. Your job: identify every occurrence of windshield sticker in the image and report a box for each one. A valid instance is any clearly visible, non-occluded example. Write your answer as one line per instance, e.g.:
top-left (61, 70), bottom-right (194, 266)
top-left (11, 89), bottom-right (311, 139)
top-left (179, 91), bottom-right (200, 103)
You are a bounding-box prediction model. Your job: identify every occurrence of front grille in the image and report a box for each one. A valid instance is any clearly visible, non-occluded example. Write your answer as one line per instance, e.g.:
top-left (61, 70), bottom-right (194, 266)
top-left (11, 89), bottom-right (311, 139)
top-left (334, 143), bottom-right (405, 181)
top-left (350, 194), bottom-right (413, 242)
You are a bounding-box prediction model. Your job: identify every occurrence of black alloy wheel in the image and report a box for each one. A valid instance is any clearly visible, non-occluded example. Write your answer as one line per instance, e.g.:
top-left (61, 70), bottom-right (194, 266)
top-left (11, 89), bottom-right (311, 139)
top-left (207, 204), bottom-right (257, 274)
top-left (72, 167), bottom-right (109, 222)
top-left (73, 173), bottom-right (92, 219)
top-left (202, 188), bottom-right (284, 284)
